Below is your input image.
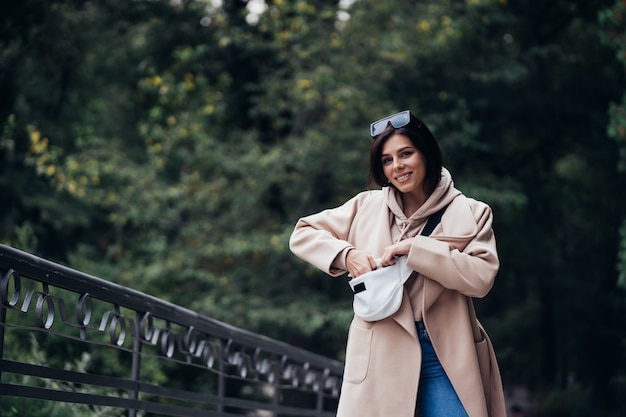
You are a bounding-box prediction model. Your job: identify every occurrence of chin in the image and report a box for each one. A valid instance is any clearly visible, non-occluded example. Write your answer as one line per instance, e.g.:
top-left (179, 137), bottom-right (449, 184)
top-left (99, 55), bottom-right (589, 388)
top-left (397, 186), bottom-right (417, 194)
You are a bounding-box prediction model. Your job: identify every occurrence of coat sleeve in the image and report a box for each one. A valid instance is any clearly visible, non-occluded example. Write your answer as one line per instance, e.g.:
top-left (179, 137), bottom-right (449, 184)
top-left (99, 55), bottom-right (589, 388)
top-left (289, 193), bottom-right (371, 277)
top-left (407, 198), bottom-right (499, 298)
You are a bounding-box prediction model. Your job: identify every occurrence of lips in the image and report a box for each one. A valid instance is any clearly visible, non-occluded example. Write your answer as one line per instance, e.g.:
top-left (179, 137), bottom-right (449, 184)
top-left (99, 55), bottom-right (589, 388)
top-left (395, 173), bottom-right (411, 183)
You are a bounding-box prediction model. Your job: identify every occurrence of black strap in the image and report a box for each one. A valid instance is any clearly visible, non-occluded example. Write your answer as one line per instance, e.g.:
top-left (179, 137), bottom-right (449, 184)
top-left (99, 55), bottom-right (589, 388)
top-left (420, 205), bottom-right (448, 237)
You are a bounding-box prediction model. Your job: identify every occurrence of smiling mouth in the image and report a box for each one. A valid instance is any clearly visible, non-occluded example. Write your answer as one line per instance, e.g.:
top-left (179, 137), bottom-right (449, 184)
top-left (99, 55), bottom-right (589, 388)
top-left (395, 173), bottom-right (411, 182)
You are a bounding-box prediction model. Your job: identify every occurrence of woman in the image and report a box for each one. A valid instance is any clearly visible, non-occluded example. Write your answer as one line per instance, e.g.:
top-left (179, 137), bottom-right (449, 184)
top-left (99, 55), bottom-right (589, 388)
top-left (289, 110), bottom-right (506, 417)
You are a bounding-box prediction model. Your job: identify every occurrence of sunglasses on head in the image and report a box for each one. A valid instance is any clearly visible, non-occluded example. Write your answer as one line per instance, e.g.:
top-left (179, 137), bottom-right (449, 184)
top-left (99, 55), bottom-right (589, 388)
top-left (370, 110), bottom-right (413, 138)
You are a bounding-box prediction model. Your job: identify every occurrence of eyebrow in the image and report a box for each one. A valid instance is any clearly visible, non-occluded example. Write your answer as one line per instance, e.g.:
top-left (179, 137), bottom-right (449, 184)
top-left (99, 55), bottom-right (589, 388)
top-left (381, 146), bottom-right (414, 157)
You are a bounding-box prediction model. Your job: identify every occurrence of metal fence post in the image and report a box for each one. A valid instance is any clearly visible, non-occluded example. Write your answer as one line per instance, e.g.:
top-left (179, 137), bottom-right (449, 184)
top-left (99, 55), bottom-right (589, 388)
top-left (129, 330), bottom-right (142, 417)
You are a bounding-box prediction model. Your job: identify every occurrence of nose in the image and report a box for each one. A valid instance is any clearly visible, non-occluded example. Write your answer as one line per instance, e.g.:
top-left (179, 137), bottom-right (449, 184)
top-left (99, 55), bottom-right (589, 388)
top-left (393, 158), bottom-right (404, 170)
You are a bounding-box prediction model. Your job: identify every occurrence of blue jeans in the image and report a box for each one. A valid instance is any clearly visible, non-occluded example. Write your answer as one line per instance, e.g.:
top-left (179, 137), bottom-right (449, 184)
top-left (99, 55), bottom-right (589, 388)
top-left (416, 322), bottom-right (469, 417)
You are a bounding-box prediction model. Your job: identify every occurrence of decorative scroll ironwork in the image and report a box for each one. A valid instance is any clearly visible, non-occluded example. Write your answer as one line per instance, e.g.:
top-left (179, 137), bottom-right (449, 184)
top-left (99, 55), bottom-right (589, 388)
top-left (0, 245), bottom-right (343, 416)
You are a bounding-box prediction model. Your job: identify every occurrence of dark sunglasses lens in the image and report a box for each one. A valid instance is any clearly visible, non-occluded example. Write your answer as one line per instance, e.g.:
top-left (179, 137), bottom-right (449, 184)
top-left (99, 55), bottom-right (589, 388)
top-left (371, 120), bottom-right (387, 137)
top-left (390, 111), bottom-right (410, 129)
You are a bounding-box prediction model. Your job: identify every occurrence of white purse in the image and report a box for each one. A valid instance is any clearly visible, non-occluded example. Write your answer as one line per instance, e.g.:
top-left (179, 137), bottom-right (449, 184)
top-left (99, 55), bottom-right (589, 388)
top-left (347, 205), bottom-right (448, 322)
top-left (348, 256), bottom-right (413, 321)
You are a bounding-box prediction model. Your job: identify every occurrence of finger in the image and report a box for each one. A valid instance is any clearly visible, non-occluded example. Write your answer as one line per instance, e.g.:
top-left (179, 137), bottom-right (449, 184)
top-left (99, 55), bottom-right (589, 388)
top-left (379, 250), bottom-right (395, 266)
top-left (380, 259), bottom-right (394, 267)
top-left (368, 256), bottom-right (377, 270)
top-left (348, 266), bottom-right (362, 278)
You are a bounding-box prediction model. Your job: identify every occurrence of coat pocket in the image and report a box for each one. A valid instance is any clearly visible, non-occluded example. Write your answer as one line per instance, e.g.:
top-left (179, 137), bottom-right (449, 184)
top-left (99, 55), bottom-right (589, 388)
top-left (343, 325), bottom-right (372, 384)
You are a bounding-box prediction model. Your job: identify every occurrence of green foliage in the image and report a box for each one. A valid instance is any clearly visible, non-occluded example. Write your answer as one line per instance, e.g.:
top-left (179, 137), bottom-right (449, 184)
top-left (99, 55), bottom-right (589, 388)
top-left (0, 334), bottom-right (127, 417)
top-left (1, 0), bottom-right (626, 415)
top-left (600, 0), bottom-right (626, 290)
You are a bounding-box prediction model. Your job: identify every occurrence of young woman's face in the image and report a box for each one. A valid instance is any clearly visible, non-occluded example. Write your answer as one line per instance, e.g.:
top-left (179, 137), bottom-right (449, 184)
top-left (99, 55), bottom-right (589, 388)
top-left (381, 133), bottom-right (427, 201)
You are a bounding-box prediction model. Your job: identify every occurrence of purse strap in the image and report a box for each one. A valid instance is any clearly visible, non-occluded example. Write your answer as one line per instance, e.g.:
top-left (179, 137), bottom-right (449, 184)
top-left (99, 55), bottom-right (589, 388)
top-left (420, 205), bottom-right (448, 236)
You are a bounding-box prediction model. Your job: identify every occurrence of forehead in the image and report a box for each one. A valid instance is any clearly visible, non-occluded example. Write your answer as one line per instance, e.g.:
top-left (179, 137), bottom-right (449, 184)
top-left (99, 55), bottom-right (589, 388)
top-left (381, 134), bottom-right (414, 154)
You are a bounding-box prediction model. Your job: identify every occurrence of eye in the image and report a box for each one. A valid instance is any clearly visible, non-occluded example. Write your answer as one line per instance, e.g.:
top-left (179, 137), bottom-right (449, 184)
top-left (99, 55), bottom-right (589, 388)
top-left (401, 150), bottom-right (413, 158)
top-left (382, 157), bottom-right (392, 165)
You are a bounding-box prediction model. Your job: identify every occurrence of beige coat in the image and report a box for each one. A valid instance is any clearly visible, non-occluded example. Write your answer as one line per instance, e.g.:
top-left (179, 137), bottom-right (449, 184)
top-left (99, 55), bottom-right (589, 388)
top-left (289, 180), bottom-right (506, 417)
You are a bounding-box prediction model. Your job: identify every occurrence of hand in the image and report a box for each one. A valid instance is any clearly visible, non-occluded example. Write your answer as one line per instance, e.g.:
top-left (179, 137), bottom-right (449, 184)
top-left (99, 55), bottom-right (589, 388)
top-left (346, 249), bottom-right (377, 278)
top-left (380, 238), bottom-right (414, 266)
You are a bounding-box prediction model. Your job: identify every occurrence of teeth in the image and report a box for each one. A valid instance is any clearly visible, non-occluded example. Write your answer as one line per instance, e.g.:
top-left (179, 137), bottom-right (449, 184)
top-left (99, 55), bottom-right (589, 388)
top-left (397, 174), bottom-right (410, 181)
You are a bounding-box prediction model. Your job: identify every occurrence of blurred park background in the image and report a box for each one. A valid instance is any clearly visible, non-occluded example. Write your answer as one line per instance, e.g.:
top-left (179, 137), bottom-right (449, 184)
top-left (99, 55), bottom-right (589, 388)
top-left (1, 0), bottom-right (626, 415)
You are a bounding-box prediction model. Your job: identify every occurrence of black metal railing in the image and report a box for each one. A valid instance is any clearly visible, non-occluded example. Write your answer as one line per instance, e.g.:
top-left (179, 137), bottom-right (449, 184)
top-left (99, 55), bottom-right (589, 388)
top-left (0, 244), bottom-right (343, 416)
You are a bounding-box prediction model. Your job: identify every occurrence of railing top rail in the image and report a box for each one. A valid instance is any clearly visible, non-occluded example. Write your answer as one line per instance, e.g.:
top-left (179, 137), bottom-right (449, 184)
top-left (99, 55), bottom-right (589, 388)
top-left (0, 243), bottom-right (344, 372)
